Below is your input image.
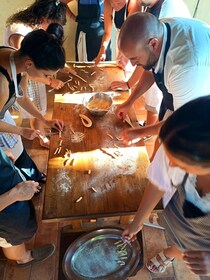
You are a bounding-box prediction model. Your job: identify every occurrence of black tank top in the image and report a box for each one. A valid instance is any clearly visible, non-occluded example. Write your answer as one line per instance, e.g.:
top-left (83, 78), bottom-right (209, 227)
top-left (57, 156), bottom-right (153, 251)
top-left (0, 46), bottom-right (21, 119)
top-left (114, 0), bottom-right (130, 29)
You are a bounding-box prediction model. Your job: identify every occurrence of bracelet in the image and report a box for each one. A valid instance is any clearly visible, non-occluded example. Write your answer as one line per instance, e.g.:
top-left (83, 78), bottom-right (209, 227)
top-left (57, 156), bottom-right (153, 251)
top-left (48, 77), bottom-right (53, 87)
top-left (126, 81), bottom-right (130, 89)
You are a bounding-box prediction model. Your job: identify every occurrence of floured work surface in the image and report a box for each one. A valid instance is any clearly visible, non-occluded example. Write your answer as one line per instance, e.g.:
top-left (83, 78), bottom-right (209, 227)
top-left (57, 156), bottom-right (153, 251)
top-left (42, 98), bottom-right (150, 222)
top-left (63, 228), bottom-right (142, 280)
top-left (55, 61), bottom-right (128, 96)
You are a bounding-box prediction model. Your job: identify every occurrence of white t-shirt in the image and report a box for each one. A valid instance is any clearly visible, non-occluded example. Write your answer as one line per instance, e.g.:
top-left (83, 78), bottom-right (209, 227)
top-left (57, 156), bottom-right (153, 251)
top-left (154, 17), bottom-right (210, 111)
top-left (143, 0), bottom-right (191, 112)
top-left (147, 145), bottom-right (185, 207)
top-left (159, 0), bottom-right (191, 19)
top-left (147, 145), bottom-right (210, 213)
top-left (4, 23), bottom-right (32, 46)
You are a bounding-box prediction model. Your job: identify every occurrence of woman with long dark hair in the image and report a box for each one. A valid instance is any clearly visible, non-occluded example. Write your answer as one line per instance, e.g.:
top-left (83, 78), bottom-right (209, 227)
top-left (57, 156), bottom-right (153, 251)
top-left (122, 96), bottom-right (210, 276)
top-left (0, 24), bottom-right (65, 181)
top-left (4, 0), bottom-right (67, 148)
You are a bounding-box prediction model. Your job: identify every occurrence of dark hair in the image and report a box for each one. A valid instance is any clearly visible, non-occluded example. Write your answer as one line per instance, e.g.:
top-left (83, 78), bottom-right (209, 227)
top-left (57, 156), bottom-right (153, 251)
top-left (20, 24), bottom-right (65, 70)
top-left (6, 0), bottom-right (66, 27)
top-left (159, 96), bottom-right (210, 166)
top-left (46, 22), bottom-right (64, 45)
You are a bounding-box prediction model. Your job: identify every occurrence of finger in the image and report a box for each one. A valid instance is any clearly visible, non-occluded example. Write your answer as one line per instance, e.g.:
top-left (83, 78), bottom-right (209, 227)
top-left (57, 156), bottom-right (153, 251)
top-left (34, 129), bottom-right (42, 136)
top-left (183, 251), bottom-right (203, 259)
top-left (121, 236), bottom-right (130, 243)
top-left (58, 121), bottom-right (64, 131)
top-left (188, 268), bottom-right (207, 275)
top-left (185, 263), bottom-right (205, 270)
top-left (60, 121), bottom-right (64, 130)
top-left (117, 111), bottom-right (124, 120)
top-left (54, 121), bottom-right (63, 131)
top-left (128, 138), bottom-right (142, 145)
top-left (183, 255), bottom-right (200, 265)
top-left (24, 180), bottom-right (39, 187)
top-left (130, 236), bottom-right (137, 242)
top-left (121, 234), bottom-right (131, 242)
top-left (34, 185), bottom-right (41, 193)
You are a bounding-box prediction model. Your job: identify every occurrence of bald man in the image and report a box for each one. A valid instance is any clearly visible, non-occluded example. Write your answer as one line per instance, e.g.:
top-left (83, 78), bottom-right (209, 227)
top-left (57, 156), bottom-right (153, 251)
top-left (111, 0), bottom-right (191, 126)
top-left (116, 13), bottom-right (210, 148)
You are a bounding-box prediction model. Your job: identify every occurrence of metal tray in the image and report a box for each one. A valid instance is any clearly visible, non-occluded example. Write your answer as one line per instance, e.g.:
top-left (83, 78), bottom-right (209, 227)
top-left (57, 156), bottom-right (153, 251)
top-left (62, 228), bottom-right (141, 280)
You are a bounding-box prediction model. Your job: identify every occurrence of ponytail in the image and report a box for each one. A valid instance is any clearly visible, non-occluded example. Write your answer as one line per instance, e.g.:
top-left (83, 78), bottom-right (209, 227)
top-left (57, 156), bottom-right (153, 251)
top-left (20, 25), bottom-right (65, 70)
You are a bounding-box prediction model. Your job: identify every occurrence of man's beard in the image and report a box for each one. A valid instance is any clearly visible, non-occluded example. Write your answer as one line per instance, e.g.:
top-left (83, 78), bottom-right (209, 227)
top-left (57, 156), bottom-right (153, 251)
top-left (138, 64), bottom-right (154, 71)
top-left (137, 53), bottom-right (157, 71)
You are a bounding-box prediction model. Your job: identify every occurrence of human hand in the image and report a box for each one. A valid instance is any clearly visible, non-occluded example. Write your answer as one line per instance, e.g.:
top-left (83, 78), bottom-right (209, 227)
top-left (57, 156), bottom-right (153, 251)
top-left (12, 181), bottom-right (41, 201)
top-left (20, 127), bottom-right (41, 140)
top-left (183, 250), bottom-right (210, 275)
top-left (116, 52), bottom-right (129, 70)
top-left (44, 119), bottom-right (64, 131)
top-left (122, 222), bottom-right (143, 243)
top-left (60, 65), bottom-right (77, 75)
top-left (119, 128), bottom-right (143, 145)
top-left (94, 50), bottom-right (106, 65)
top-left (50, 78), bottom-right (64, 89)
top-left (115, 102), bottom-right (132, 120)
top-left (4, 150), bottom-right (15, 163)
top-left (110, 80), bottom-right (129, 91)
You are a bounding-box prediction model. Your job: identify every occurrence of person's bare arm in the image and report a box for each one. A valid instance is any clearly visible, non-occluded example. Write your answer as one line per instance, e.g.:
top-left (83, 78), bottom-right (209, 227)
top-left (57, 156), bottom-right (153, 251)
top-left (127, 70), bottom-right (155, 103)
top-left (94, 0), bottom-right (113, 64)
top-left (116, 70), bottom-right (155, 120)
top-left (127, 0), bottom-right (141, 15)
top-left (17, 75), bottom-right (64, 131)
top-left (60, 0), bottom-right (77, 21)
top-left (119, 120), bottom-right (164, 145)
top-left (111, 66), bottom-right (144, 90)
top-left (0, 181), bottom-right (40, 211)
top-left (0, 73), bottom-right (40, 139)
top-left (122, 181), bottom-right (164, 241)
top-left (8, 34), bottom-right (23, 49)
top-left (128, 66), bottom-right (144, 88)
top-left (29, 75), bottom-right (64, 89)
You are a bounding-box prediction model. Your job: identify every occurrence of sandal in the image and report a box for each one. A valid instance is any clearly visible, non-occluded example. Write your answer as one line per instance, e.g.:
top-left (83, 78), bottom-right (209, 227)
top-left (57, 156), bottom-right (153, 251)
top-left (143, 212), bottom-right (165, 230)
top-left (146, 251), bottom-right (174, 273)
top-left (17, 244), bottom-right (55, 268)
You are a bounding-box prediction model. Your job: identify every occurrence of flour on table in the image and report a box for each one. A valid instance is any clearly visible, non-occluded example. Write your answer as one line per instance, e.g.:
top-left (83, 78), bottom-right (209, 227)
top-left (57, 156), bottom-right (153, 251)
top-left (52, 169), bottom-right (72, 195)
top-left (87, 148), bottom-right (138, 194)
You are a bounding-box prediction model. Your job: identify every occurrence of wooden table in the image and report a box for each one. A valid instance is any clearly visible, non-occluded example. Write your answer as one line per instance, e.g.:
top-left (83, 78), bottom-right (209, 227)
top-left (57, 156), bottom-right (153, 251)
top-left (42, 62), bottom-right (150, 224)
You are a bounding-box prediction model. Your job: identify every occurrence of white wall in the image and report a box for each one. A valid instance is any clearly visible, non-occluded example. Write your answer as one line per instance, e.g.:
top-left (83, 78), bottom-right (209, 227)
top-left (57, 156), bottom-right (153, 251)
top-left (184, 0), bottom-right (209, 22)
